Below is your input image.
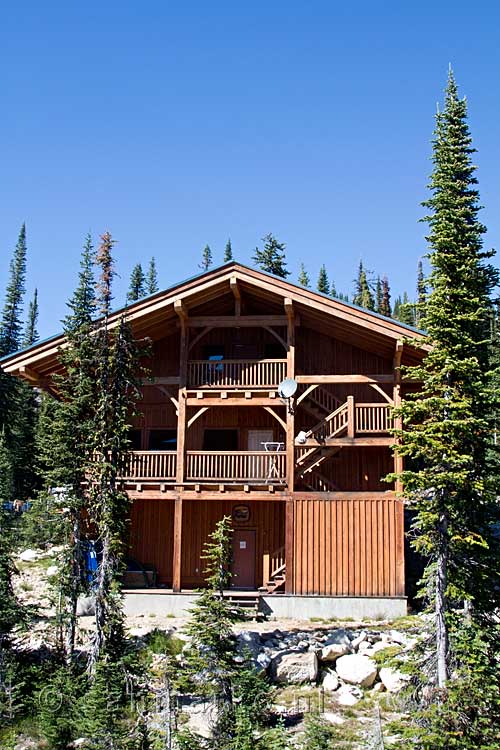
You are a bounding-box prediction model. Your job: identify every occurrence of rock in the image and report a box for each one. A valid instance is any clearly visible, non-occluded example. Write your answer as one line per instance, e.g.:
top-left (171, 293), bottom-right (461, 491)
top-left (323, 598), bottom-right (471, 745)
top-left (335, 684), bottom-right (362, 706)
top-left (320, 642), bottom-right (349, 662)
top-left (76, 596), bottom-right (95, 617)
top-left (256, 652), bottom-right (271, 669)
top-left (335, 654), bottom-right (378, 688)
top-left (324, 628), bottom-right (351, 647)
top-left (351, 630), bottom-right (368, 650)
top-left (322, 712), bottom-right (345, 725)
top-left (388, 629), bottom-right (410, 646)
top-left (379, 667), bottom-right (409, 693)
top-left (237, 630), bottom-right (262, 657)
top-left (321, 670), bottom-right (339, 691)
top-left (358, 640), bottom-right (371, 652)
top-left (298, 640), bottom-right (310, 650)
top-left (19, 549), bottom-right (40, 562)
top-left (272, 651), bottom-right (318, 684)
top-left (372, 682), bottom-right (386, 693)
top-left (46, 565), bottom-right (59, 578)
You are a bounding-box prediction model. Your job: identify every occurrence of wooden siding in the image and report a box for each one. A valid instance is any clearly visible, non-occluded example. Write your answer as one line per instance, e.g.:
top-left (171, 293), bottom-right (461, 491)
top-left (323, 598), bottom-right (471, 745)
top-left (129, 498), bottom-right (175, 585)
top-left (181, 500), bottom-right (285, 588)
top-left (292, 494), bottom-right (404, 596)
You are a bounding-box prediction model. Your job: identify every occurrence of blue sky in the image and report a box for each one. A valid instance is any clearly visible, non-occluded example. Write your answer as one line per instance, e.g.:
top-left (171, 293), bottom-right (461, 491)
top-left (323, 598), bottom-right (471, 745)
top-left (1, 1), bottom-right (499, 339)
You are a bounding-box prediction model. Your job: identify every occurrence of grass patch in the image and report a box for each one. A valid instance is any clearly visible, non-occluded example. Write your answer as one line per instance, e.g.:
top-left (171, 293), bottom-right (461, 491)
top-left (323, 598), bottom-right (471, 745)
top-left (372, 645), bottom-right (403, 666)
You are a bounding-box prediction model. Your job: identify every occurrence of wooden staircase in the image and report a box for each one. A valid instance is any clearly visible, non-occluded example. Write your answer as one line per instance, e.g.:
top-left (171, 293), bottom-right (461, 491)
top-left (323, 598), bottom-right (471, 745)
top-left (223, 591), bottom-right (262, 619)
top-left (259, 546), bottom-right (286, 595)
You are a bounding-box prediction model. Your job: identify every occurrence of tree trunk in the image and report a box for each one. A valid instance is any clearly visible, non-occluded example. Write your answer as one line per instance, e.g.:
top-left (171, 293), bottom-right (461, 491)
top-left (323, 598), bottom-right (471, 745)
top-left (435, 507), bottom-right (449, 687)
top-left (64, 508), bottom-right (82, 664)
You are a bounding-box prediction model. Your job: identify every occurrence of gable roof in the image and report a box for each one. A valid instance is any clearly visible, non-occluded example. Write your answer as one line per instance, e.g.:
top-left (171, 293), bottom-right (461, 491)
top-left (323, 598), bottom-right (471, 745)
top-left (0, 261), bottom-right (427, 382)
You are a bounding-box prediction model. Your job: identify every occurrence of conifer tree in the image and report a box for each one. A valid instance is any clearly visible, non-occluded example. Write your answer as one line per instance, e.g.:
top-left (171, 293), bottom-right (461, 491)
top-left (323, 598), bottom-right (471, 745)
top-left (145, 256), bottom-right (159, 295)
top-left (298, 263), bottom-right (310, 288)
top-left (396, 291), bottom-right (415, 326)
top-left (127, 263), bottom-right (146, 303)
top-left (224, 238), bottom-right (233, 262)
top-left (0, 224), bottom-right (27, 357)
top-left (392, 294), bottom-right (402, 319)
top-left (375, 276), bottom-right (383, 313)
top-left (252, 234), bottom-right (290, 278)
top-left (379, 276), bottom-right (391, 317)
top-left (392, 70), bottom-right (500, 693)
top-left (352, 260), bottom-right (375, 310)
top-left (63, 234), bottom-right (96, 332)
top-left (200, 244), bottom-right (213, 271)
top-left (415, 259), bottom-right (427, 328)
top-left (22, 288), bottom-right (39, 348)
top-left (330, 279), bottom-right (337, 298)
top-left (317, 265), bottom-right (329, 294)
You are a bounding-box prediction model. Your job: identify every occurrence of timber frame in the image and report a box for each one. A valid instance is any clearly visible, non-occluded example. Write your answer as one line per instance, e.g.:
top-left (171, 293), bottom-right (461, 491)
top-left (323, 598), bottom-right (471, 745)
top-left (1, 262), bottom-right (427, 602)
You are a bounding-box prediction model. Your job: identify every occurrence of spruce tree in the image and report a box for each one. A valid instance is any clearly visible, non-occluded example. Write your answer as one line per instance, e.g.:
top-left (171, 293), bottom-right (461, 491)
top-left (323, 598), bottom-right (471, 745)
top-left (63, 234), bottom-right (96, 332)
top-left (392, 70), bottom-right (500, 695)
top-left (375, 276), bottom-right (383, 313)
top-left (0, 224), bottom-right (27, 357)
top-left (22, 288), bottom-right (39, 348)
top-left (415, 259), bottom-right (427, 328)
top-left (397, 291), bottom-right (415, 326)
top-left (392, 294), bottom-right (402, 319)
top-left (200, 244), bottom-right (213, 271)
top-left (252, 234), bottom-right (290, 278)
top-left (146, 256), bottom-right (159, 294)
top-left (127, 263), bottom-right (146, 303)
top-left (298, 263), bottom-right (310, 288)
top-left (379, 276), bottom-right (391, 317)
top-left (330, 279), bottom-right (337, 298)
top-left (224, 238), bottom-right (233, 262)
top-left (317, 265), bottom-right (329, 294)
top-left (352, 260), bottom-right (375, 310)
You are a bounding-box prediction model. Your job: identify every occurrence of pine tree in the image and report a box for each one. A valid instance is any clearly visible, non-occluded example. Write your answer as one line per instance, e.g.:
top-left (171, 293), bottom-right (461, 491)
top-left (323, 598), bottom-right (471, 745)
top-left (298, 263), bottom-right (310, 288)
top-left (317, 265), bottom-right (329, 294)
top-left (392, 70), bottom-right (500, 694)
top-left (352, 261), bottom-right (375, 310)
top-left (415, 259), bottom-right (427, 328)
top-left (379, 276), bottom-right (391, 318)
top-left (146, 257), bottom-right (159, 295)
top-left (63, 234), bottom-right (96, 332)
top-left (0, 224), bottom-right (27, 357)
top-left (330, 279), bottom-right (337, 298)
top-left (224, 239), bottom-right (234, 262)
top-left (375, 276), bottom-right (383, 313)
top-left (200, 244), bottom-right (213, 271)
top-left (252, 234), bottom-right (290, 278)
top-left (22, 288), bottom-right (39, 348)
top-left (127, 263), bottom-right (146, 303)
top-left (397, 291), bottom-right (416, 326)
top-left (88, 232), bottom-right (143, 669)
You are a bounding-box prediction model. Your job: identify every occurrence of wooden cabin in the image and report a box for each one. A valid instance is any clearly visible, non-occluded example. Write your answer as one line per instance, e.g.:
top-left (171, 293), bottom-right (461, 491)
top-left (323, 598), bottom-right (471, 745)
top-left (1, 262), bottom-right (426, 618)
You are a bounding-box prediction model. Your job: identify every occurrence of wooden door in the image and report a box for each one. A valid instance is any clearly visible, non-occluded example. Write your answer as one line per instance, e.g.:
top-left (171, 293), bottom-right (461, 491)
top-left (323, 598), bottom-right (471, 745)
top-left (231, 529), bottom-right (256, 589)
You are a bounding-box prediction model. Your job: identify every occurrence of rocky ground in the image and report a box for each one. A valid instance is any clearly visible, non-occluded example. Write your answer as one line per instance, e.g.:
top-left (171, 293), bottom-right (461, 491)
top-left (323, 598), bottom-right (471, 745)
top-left (12, 548), bottom-right (423, 748)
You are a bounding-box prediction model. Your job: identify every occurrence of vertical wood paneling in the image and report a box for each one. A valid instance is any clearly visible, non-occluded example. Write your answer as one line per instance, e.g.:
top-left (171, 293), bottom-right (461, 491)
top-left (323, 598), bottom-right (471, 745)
top-left (293, 494), bottom-right (405, 597)
top-left (128, 499), bottom-right (175, 585)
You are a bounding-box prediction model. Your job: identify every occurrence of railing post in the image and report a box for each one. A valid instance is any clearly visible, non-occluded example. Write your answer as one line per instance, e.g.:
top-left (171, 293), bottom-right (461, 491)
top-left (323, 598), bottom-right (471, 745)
top-left (347, 396), bottom-right (355, 438)
top-left (263, 551), bottom-right (270, 587)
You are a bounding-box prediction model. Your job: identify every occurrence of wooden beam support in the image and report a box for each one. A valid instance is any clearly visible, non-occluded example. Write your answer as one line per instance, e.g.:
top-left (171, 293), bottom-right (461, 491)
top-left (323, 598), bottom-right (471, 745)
top-left (188, 326), bottom-right (213, 354)
top-left (186, 397), bottom-right (285, 406)
top-left (285, 497), bottom-right (294, 593)
top-left (393, 340), bottom-right (404, 493)
top-left (263, 326), bottom-right (287, 350)
top-left (174, 298), bottom-right (187, 321)
top-left (369, 382), bottom-right (394, 405)
top-left (295, 436), bottom-right (394, 447)
top-left (186, 315), bottom-right (292, 328)
top-left (19, 365), bottom-right (41, 383)
top-left (296, 383), bottom-right (319, 406)
top-left (286, 299), bottom-right (295, 492)
top-left (296, 374), bottom-right (394, 384)
top-left (263, 406), bottom-right (287, 431)
top-left (230, 276), bottom-right (242, 317)
top-left (187, 406), bottom-right (210, 429)
top-left (172, 497), bottom-right (183, 592)
top-left (156, 385), bottom-right (179, 411)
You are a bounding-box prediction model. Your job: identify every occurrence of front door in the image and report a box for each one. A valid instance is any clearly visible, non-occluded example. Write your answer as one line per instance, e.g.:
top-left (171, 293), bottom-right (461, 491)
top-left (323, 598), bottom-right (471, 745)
top-left (231, 529), bottom-right (256, 589)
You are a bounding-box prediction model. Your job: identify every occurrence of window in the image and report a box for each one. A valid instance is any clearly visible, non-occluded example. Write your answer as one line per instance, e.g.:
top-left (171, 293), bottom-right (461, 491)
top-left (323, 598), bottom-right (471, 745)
top-left (148, 429), bottom-right (177, 450)
top-left (128, 429), bottom-right (142, 450)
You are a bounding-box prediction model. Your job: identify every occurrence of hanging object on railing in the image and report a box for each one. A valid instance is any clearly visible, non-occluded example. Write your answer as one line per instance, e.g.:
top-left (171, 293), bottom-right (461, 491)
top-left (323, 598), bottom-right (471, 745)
top-left (277, 378), bottom-right (297, 414)
top-left (296, 430), bottom-right (308, 444)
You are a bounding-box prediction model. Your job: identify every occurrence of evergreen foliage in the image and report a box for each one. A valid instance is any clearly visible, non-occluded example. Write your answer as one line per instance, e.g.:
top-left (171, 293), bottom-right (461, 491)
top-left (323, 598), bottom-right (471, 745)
top-left (298, 263), bottom-right (310, 288)
top-left (252, 234), bottom-right (290, 278)
top-left (200, 245), bottom-right (213, 271)
top-left (38, 665), bottom-right (82, 750)
top-left (127, 263), bottom-right (146, 303)
top-left (390, 70), bottom-right (500, 695)
top-left (396, 291), bottom-right (415, 326)
top-left (146, 257), bottom-right (159, 294)
top-left (317, 265), bottom-right (329, 294)
top-left (224, 239), bottom-right (234, 262)
top-left (0, 224), bottom-right (27, 357)
top-left (380, 276), bottom-right (391, 317)
top-left (352, 261), bottom-right (375, 310)
top-left (301, 712), bottom-right (336, 749)
top-left (62, 234), bottom-right (96, 332)
top-left (22, 289), bottom-right (39, 348)
top-left (375, 276), bottom-right (382, 313)
top-left (415, 260), bottom-right (427, 328)
top-left (330, 279), bottom-right (337, 298)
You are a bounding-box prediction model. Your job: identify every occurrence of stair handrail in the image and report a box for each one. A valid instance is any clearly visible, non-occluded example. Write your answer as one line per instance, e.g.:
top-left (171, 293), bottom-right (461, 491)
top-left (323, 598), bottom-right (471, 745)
top-left (305, 401), bottom-right (349, 440)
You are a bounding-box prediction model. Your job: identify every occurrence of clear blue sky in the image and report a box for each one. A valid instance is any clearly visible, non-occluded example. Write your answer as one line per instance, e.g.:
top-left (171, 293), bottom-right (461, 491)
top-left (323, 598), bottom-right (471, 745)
top-left (1, 1), bottom-right (499, 339)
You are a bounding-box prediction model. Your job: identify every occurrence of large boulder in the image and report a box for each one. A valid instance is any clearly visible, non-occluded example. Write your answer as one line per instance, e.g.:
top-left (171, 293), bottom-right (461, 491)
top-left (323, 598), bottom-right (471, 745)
top-left (272, 651), bottom-right (318, 684)
top-left (335, 684), bottom-right (363, 706)
top-left (335, 654), bottom-right (378, 688)
top-left (379, 667), bottom-right (409, 693)
top-left (324, 629), bottom-right (351, 647)
top-left (321, 670), bottom-right (339, 692)
top-left (76, 596), bottom-right (95, 617)
top-left (237, 630), bottom-right (262, 658)
top-left (19, 549), bottom-right (40, 562)
top-left (320, 642), bottom-right (349, 662)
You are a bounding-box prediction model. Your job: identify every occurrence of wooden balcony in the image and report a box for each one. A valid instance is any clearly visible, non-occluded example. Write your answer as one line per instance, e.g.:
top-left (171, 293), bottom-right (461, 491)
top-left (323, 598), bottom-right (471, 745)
top-left (355, 403), bottom-right (392, 433)
top-left (186, 451), bottom-right (286, 483)
top-left (187, 359), bottom-right (287, 389)
top-left (123, 451), bottom-right (177, 480)
top-left (296, 400), bottom-right (393, 446)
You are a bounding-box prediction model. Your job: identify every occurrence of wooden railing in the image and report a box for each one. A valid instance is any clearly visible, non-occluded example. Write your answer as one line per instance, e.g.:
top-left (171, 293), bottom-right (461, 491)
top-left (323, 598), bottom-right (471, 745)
top-left (187, 359), bottom-right (287, 389)
top-left (306, 402), bottom-right (349, 441)
top-left (262, 545), bottom-right (286, 589)
top-left (123, 451), bottom-right (176, 480)
top-left (306, 385), bottom-right (341, 415)
top-left (186, 451), bottom-right (286, 482)
top-left (355, 403), bottom-right (392, 433)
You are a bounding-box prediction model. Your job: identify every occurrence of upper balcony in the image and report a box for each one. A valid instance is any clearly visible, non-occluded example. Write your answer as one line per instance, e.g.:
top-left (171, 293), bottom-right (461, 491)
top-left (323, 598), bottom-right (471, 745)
top-left (187, 358), bottom-right (287, 390)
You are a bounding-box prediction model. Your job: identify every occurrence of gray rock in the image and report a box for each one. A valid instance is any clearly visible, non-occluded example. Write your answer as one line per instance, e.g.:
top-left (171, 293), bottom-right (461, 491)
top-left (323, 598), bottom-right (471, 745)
top-left (351, 630), bottom-right (368, 650)
top-left (320, 642), bottom-right (349, 662)
top-left (321, 670), bottom-right (339, 691)
top-left (76, 596), bottom-right (95, 617)
top-left (379, 667), bottom-right (409, 693)
top-left (335, 654), bottom-right (378, 688)
top-left (324, 628), bottom-right (351, 647)
top-left (237, 630), bottom-right (262, 657)
top-left (272, 651), bottom-right (318, 684)
top-left (256, 652), bottom-right (271, 669)
top-left (335, 684), bottom-right (363, 706)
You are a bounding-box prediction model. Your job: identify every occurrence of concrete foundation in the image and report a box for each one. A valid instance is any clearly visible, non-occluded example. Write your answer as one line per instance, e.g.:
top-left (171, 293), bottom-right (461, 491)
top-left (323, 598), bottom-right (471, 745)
top-left (123, 591), bottom-right (407, 620)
